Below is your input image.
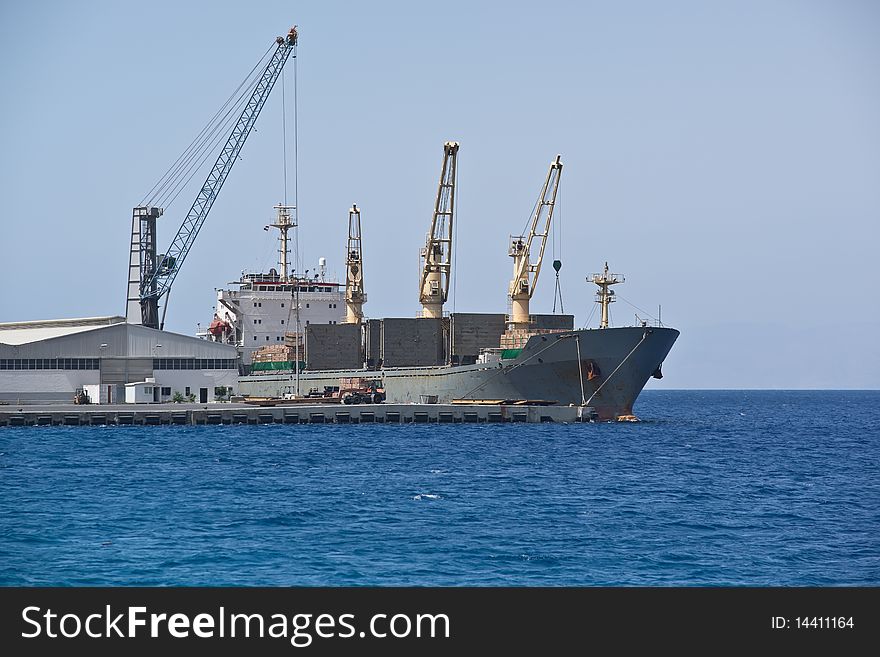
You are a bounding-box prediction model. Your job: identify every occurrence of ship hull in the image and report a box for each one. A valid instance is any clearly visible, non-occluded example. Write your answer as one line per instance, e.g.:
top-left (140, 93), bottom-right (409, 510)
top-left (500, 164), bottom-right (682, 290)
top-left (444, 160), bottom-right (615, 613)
top-left (237, 326), bottom-right (679, 420)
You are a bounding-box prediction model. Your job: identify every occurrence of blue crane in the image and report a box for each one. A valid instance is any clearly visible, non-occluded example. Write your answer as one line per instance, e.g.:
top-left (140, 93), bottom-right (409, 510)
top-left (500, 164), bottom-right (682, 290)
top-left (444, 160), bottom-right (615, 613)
top-left (126, 27), bottom-right (297, 329)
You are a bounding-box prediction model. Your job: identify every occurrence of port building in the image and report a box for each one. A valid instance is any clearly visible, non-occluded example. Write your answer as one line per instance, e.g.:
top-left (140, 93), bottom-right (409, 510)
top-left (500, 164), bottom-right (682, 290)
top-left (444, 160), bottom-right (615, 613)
top-left (0, 316), bottom-right (238, 404)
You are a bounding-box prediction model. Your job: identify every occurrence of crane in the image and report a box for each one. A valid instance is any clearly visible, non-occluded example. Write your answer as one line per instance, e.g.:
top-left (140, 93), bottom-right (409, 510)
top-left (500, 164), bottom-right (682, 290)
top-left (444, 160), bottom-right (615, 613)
top-left (507, 154), bottom-right (563, 331)
top-left (126, 26), bottom-right (298, 329)
top-left (344, 204), bottom-right (366, 324)
top-left (419, 141), bottom-right (459, 318)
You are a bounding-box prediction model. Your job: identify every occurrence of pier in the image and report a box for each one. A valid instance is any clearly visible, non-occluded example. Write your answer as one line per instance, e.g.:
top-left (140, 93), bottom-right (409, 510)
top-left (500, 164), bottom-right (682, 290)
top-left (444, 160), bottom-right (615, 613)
top-left (0, 402), bottom-right (597, 427)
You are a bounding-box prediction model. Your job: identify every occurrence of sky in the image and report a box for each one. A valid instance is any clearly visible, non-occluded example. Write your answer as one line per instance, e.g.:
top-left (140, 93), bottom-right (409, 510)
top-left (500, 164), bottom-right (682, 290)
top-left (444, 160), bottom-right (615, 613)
top-left (1, 0), bottom-right (878, 388)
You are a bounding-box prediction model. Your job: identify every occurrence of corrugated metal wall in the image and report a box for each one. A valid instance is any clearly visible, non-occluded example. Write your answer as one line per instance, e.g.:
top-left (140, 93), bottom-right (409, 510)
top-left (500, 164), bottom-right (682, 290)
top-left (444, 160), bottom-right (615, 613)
top-left (450, 313), bottom-right (506, 363)
top-left (305, 324), bottom-right (362, 370)
top-left (381, 318), bottom-right (443, 367)
top-left (100, 358), bottom-right (154, 384)
top-left (533, 314), bottom-right (575, 331)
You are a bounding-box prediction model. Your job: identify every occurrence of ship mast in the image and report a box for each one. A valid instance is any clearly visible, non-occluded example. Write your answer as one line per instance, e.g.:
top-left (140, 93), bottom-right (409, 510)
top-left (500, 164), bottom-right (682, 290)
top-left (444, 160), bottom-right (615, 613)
top-left (589, 262), bottom-right (624, 329)
top-left (344, 204), bottom-right (365, 324)
top-left (268, 203), bottom-right (296, 280)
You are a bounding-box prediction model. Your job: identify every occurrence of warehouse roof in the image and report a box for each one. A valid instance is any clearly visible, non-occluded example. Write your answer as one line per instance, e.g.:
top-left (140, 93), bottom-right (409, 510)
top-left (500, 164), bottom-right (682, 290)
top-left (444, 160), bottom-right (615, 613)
top-left (0, 316), bottom-right (126, 346)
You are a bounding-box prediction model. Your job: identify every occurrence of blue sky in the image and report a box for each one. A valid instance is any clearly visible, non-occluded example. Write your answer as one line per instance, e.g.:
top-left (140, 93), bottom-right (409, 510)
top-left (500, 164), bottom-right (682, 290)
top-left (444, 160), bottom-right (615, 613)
top-left (1, 1), bottom-right (878, 388)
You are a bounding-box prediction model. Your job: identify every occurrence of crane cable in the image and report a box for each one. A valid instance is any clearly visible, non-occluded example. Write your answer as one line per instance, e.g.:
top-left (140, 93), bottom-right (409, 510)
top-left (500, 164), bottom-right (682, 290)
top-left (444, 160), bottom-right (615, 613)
top-left (552, 184), bottom-right (564, 313)
top-left (155, 56), bottom-right (270, 208)
top-left (140, 42), bottom-right (277, 208)
top-left (143, 44), bottom-right (274, 207)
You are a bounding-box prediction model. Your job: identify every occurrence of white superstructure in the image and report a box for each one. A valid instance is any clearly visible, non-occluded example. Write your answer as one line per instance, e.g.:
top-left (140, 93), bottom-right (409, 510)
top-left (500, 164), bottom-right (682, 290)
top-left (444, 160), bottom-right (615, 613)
top-left (201, 268), bottom-right (346, 364)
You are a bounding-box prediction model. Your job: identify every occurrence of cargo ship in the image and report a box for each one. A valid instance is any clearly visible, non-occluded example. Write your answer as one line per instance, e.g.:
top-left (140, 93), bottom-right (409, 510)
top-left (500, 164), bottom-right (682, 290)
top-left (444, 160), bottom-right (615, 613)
top-left (202, 146), bottom-right (679, 420)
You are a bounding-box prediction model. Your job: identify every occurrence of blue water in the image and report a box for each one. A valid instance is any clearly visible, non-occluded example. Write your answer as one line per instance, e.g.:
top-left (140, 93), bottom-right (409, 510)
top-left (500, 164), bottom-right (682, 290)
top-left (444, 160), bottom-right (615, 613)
top-left (1, 390), bottom-right (878, 586)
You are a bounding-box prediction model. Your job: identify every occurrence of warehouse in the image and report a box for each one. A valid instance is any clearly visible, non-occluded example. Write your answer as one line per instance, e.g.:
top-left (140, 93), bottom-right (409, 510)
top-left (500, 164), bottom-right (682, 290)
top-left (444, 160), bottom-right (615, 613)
top-left (0, 316), bottom-right (238, 404)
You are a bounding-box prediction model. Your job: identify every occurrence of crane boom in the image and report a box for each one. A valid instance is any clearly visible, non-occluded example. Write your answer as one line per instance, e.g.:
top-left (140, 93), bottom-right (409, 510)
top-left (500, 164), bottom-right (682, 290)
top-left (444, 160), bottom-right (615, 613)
top-left (130, 27), bottom-right (298, 329)
top-left (419, 141), bottom-right (459, 318)
top-left (508, 154), bottom-right (563, 330)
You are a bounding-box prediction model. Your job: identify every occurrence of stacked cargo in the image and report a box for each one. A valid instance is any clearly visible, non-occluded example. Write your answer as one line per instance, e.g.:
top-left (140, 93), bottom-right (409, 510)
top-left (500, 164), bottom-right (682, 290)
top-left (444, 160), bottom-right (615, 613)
top-left (250, 343), bottom-right (306, 373)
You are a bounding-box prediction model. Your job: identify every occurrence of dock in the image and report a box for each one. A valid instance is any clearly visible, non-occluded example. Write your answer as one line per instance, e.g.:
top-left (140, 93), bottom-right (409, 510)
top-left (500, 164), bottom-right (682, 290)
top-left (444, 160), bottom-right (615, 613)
top-left (0, 402), bottom-right (598, 427)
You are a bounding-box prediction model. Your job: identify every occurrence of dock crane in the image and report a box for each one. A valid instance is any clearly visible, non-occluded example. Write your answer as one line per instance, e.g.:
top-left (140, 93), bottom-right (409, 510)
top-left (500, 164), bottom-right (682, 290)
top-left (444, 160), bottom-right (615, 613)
top-left (419, 142), bottom-right (459, 318)
top-left (125, 26), bottom-right (298, 329)
top-left (344, 204), bottom-right (366, 324)
top-left (507, 154), bottom-right (563, 331)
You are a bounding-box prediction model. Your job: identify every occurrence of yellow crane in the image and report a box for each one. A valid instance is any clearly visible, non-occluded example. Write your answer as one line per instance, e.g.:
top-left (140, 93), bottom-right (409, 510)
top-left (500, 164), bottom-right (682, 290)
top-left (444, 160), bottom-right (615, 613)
top-left (419, 142), bottom-right (459, 318)
top-left (344, 204), bottom-right (366, 324)
top-left (507, 154), bottom-right (563, 331)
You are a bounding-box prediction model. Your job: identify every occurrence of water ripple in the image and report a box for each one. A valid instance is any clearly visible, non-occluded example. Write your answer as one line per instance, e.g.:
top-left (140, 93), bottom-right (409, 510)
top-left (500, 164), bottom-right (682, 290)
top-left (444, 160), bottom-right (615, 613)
top-left (1, 390), bottom-right (878, 585)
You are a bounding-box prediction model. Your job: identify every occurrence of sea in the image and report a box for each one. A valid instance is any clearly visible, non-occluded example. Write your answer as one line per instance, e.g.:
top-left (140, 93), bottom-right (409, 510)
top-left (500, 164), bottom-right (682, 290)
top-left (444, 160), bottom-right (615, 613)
top-left (1, 390), bottom-right (877, 586)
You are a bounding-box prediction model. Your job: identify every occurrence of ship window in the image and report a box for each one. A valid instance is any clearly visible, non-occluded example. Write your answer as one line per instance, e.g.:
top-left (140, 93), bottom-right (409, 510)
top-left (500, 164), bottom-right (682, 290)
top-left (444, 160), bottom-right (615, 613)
top-left (259, 286), bottom-right (267, 291)
top-left (253, 336), bottom-right (257, 341)
top-left (306, 303), bottom-right (309, 308)
top-left (266, 336), bottom-right (270, 341)
top-left (281, 303), bottom-right (284, 308)
top-left (185, 387), bottom-right (191, 396)
top-left (161, 387), bottom-right (171, 396)
top-left (305, 320), bottom-right (309, 326)
top-left (254, 302), bottom-right (257, 307)
top-left (281, 320), bottom-right (284, 325)
top-left (254, 319), bottom-right (257, 324)
top-left (144, 387), bottom-right (153, 394)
